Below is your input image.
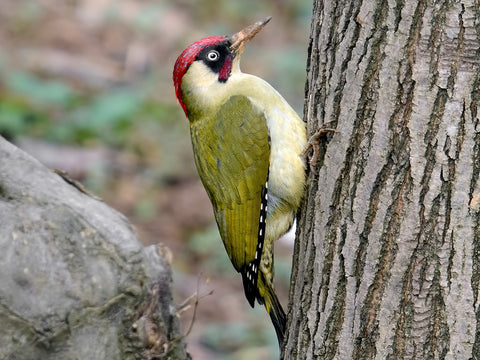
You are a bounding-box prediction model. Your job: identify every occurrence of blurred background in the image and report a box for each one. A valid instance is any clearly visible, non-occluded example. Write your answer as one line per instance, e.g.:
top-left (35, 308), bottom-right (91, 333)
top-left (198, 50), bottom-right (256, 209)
top-left (0, 0), bottom-right (312, 358)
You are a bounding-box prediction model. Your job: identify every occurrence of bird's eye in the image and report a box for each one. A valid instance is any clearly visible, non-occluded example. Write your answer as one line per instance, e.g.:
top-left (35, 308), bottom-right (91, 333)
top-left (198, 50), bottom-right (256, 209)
top-left (207, 50), bottom-right (220, 62)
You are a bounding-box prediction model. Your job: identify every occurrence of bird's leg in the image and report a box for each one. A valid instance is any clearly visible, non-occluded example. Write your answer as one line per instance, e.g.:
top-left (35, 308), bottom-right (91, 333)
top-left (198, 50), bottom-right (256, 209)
top-left (303, 121), bottom-right (339, 170)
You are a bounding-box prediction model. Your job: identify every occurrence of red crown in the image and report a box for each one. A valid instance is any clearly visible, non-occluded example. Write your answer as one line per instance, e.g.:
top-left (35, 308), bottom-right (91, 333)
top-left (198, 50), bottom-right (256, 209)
top-left (173, 36), bottom-right (226, 115)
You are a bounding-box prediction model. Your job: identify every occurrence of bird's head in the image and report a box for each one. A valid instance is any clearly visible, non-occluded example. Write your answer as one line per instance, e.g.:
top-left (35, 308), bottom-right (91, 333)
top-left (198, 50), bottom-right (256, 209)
top-left (173, 17), bottom-right (271, 116)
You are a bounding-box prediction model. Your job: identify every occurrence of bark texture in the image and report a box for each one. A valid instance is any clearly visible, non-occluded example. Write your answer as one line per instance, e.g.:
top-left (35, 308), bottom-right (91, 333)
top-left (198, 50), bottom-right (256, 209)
top-left (285, 0), bottom-right (480, 359)
top-left (0, 137), bottom-right (189, 360)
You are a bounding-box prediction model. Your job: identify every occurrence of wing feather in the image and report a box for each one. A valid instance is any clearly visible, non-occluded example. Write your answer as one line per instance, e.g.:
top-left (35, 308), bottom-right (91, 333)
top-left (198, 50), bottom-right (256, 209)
top-left (190, 95), bottom-right (270, 271)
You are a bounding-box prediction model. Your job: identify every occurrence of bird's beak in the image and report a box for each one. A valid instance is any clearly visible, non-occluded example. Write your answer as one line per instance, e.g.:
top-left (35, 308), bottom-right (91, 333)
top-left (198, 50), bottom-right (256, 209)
top-left (229, 16), bottom-right (272, 56)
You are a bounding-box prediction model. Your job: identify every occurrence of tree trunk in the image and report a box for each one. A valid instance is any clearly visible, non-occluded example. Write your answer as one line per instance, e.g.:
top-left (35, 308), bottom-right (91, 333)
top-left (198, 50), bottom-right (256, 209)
top-left (285, 0), bottom-right (480, 359)
top-left (0, 137), bottom-right (189, 360)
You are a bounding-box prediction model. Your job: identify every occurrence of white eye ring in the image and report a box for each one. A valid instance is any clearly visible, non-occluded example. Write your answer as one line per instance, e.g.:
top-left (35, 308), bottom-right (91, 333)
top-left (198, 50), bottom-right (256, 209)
top-left (207, 50), bottom-right (220, 61)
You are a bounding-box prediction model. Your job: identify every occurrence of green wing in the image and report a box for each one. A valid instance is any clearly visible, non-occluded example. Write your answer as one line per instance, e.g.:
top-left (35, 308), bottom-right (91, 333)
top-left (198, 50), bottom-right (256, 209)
top-left (190, 95), bottom-right (270, 272)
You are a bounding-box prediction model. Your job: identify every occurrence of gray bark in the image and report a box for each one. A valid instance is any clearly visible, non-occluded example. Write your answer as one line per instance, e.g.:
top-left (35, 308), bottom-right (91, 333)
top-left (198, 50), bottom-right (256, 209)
top-left (285, 0), bottom-right (480, 359)
top-left (0, 136), bottom-right (189, 360)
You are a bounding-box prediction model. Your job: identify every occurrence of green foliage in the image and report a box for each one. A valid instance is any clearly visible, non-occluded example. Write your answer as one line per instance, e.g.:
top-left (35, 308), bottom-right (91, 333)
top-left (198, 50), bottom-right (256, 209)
top-left (6, 72), bottom-right (75, 105)
top-left (66, 89), bottom-right (143, 144)
top-left (0, 72), bottom-right (76, 139)
top-left (0, 70), bottom-right (182, 148)
top-left (0, 96), bottom-right (34, 136)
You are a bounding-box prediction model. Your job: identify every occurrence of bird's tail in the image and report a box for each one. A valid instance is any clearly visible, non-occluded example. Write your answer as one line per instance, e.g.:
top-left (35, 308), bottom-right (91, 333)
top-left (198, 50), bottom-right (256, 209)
top-left (257, 271), bottom-right (286, 347)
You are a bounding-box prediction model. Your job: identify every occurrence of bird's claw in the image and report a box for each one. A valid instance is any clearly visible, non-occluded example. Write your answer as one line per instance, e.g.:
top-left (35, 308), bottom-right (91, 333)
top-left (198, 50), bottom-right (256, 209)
top-left (303, 121), bottom-right (339, 171)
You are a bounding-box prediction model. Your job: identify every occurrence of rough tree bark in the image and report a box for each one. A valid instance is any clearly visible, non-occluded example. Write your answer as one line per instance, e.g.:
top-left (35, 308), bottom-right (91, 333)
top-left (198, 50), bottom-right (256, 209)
top-left (285, 0), bottom-right (480, 359)
top-left (0, 137), bottom-right (189, 360)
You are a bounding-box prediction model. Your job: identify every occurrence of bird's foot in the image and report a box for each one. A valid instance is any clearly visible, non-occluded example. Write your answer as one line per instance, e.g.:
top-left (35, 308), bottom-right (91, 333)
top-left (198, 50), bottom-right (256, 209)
top-left (303, 121), bottom-right (339, 170)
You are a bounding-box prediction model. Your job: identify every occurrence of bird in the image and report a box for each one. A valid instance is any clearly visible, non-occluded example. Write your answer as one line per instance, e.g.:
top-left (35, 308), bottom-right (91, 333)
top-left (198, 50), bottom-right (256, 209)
top-left (173, 17), bottom-right (306, 347)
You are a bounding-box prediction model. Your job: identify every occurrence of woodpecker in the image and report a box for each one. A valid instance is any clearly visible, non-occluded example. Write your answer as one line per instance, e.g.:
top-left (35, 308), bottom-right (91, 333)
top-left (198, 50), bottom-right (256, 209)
top-left (173, 17), bottom-right (306, 346)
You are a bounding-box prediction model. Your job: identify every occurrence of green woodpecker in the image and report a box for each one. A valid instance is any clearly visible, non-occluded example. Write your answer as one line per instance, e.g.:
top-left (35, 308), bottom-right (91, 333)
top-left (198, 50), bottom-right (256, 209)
top-left (173, 17), bottom-right (306, 346)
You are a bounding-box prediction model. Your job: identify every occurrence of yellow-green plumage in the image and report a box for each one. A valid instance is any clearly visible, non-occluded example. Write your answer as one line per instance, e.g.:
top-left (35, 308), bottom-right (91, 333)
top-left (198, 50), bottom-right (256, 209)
top-left (190, 95), bottom-right (270, 271)
top-left (174, 18), bottom-right (306, 347)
